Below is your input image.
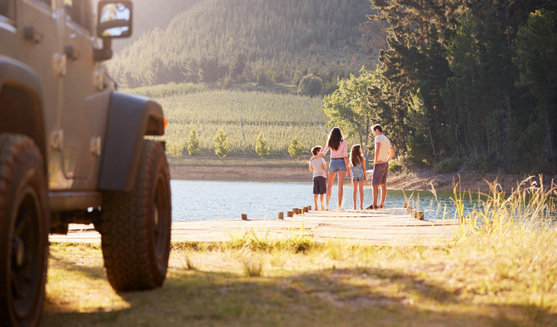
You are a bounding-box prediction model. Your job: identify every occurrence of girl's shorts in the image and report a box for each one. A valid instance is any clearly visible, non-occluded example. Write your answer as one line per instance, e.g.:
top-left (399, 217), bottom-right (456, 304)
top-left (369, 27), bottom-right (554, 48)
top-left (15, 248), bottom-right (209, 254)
top-left (329, 158), bottom-right (347, 173)
top-left (352, 176), bottom-right (365, 182)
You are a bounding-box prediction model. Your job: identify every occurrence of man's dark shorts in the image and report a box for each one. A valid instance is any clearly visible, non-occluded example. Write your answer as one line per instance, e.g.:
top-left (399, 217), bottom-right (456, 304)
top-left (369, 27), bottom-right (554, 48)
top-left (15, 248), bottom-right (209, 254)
top-left (313, 176), bottom-right (327, 194)
top-left (372, 162), bottom-right (389, 185)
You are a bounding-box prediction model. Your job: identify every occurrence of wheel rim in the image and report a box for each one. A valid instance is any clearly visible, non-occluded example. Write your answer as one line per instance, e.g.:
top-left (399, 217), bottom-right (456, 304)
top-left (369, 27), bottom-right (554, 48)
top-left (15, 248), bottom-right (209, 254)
top-left (10, 187), bottom-right (41, 319)
top-left (153, 174), bottom-right (170, 263)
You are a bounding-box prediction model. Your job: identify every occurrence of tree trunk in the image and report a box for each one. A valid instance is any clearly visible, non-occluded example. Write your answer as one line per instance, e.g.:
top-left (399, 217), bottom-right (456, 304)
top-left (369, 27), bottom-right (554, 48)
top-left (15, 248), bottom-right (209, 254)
top-left (427, 121), bottom-right (437, 161)
top-left (544, 109), bottom-right (555, 158)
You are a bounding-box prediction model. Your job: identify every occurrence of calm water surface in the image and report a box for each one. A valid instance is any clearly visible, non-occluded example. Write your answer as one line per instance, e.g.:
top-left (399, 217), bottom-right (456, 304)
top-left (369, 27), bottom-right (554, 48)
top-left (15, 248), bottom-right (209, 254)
top-left (171, 180), bottom-right (477, 222)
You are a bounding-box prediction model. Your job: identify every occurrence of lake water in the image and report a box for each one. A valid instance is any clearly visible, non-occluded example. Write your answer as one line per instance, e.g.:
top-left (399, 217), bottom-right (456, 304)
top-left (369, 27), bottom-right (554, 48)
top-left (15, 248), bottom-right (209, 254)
top-left (171, 180), bottom-right (477, 222)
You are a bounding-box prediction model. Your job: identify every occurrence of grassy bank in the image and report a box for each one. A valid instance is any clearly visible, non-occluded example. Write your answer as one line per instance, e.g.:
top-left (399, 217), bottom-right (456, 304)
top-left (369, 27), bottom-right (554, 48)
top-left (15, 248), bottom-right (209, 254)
top-left (42, 179), bottom-right (557, 326)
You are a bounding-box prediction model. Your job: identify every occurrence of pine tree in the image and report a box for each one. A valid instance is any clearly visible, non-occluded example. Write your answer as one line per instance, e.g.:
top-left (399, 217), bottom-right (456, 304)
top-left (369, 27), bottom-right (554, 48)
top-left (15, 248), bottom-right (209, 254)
top-left (213, 127), bottom-right (230, 160)
top-left (515, 9), bottom-right (557, 161)
top-left (187, 126), bottom-right (201, 157)
top-left (231, 52), bottom-right (247, 79)
top-left (255, 131), bottom-right (270, 158)
top-left (368, 0), bottom-right (459, 163)
top-left (288, 137), bottom-right (305, 160)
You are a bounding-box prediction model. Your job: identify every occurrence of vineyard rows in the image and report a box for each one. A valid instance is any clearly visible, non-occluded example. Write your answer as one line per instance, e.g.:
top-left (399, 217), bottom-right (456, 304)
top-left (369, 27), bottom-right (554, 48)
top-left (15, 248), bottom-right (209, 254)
top-left (151, 90), bottom-right (336, 157)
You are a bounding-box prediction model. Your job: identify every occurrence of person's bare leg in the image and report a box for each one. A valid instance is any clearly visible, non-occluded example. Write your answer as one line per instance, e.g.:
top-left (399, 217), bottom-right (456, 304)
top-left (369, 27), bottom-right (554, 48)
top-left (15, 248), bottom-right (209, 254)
top-left (372, 184), bottom-right (379, 207)
top-left (314, 194), bottom-right (318, 210)
top-left (358, 182), bottom-right (364, 209)
top-left (326, 172), bottom-right (335, 209)
top-left (320, 194), bottom-right (325, 210)
top-left (379, 184), bottom-right (387, 207)
top-left (352, 182), bottom-right (357, 210)
top-left (337, 172), bottom-right (346, 208)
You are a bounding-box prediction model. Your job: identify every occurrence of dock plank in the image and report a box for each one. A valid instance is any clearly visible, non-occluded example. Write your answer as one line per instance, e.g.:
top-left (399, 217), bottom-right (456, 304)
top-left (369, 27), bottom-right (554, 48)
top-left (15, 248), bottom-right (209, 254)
top-left (49, 208), bottom-right (458, 245)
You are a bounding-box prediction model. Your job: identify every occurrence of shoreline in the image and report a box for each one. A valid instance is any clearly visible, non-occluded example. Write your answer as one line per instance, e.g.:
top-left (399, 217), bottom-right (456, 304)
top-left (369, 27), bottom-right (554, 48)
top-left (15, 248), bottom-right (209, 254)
top-left (170, 164), bottom-right (555, 194)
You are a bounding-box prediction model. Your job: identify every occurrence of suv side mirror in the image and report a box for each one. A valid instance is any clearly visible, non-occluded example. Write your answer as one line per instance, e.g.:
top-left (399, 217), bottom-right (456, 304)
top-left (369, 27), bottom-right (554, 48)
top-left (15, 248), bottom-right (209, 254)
top-left (94, 1), bottom-right (132, 61)
top-left (97, 0), bottom-right (133, 38)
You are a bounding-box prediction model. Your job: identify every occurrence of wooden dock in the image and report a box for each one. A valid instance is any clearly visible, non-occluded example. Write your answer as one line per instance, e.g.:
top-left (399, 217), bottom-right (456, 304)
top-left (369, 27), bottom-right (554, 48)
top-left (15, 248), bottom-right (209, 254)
top-left (49, 208), bottom-right (459, 245)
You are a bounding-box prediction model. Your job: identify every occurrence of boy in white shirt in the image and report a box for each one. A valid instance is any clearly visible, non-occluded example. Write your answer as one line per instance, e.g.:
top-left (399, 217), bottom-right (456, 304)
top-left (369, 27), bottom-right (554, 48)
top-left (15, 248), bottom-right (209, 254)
top-left (309, 146), bottom-right (328, 210)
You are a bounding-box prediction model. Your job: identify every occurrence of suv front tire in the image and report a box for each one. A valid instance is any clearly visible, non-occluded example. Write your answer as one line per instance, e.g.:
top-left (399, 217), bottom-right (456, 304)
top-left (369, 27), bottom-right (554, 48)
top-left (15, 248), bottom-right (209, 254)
top-left (99, 140), bottom-right (171, 291)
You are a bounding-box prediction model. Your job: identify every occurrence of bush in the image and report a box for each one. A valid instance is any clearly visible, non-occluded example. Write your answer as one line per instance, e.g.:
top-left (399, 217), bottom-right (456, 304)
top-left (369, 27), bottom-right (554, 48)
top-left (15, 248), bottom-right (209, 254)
top-left (298, 74), bottom-right (323, 97)
top-left (388, 161), bottom-right (402, 173)
top-left (213, 127), bottom-right (230, 159)
top-left (288, 137), bottom-right (305, 160)
top-left (255, 131), bottom-right (270, 158)
top-left (434, 157), bottom-right (463, 173)
top-left (187, 126), bottom-right (201, 157)
top-left (462, 155), bottom-right (491, 173)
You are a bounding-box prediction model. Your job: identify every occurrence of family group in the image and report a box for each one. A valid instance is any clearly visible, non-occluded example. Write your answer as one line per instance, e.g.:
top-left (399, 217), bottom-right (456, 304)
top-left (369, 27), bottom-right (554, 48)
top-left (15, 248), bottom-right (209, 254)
top-left (309, 125), bottom-right (395, 211)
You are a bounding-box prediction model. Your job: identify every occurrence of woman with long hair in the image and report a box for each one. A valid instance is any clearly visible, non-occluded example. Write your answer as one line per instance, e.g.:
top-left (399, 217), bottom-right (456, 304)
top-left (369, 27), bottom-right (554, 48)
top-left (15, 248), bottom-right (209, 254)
top-left (310, 127), bottom-right (350, 210)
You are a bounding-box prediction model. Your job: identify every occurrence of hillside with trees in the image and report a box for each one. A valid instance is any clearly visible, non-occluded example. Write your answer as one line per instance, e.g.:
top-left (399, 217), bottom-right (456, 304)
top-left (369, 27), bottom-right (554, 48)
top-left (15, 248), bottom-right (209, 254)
top-left (107, 0), bottom-right (386, 92)
top-left (110, 0), bottom-right (202, 51)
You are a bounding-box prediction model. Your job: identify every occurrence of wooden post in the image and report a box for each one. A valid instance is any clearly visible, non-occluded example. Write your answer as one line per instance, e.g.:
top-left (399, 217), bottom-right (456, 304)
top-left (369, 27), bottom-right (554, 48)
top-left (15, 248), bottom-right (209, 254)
top-left (278, 212), bottom-right (284, 220)
top-left (287, 211), bottom-right (293, 217)
top-left (241, 214), bottom-right (248, 220)
top-left (407, 206), bottom-right (413, 213)
top-left (403, 203), bottom-right (408, 208)
top-left (416, 211), bottom-right (424, 220)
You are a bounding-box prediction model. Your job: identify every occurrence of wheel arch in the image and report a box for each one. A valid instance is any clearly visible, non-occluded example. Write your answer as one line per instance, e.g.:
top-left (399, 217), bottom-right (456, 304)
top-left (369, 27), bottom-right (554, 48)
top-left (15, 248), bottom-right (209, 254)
top-left (98, 91), bottom-right (165, 191)
top-left (0, 58), bottom-right (47, 168)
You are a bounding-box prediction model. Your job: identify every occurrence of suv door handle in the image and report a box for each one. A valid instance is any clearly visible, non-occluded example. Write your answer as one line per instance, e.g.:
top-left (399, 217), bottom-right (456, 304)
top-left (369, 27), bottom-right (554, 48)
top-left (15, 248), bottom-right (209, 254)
top-left (65, 45), bottom-right (80, 61)
top-left (23, 26), bottom-right (44, 44)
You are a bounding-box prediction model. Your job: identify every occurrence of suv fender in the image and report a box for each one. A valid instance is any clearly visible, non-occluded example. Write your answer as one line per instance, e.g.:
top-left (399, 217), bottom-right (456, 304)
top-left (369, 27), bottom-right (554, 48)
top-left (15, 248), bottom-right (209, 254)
top-left (98, 91), bottom-right (165, 191)
top-left (0, 57), bottom-right (46, 162)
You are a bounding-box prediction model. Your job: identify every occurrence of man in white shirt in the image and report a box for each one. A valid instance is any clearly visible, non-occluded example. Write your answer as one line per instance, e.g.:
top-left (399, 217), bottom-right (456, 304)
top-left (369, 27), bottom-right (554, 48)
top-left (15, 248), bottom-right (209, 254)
top-left (366, 124), bottom-right (395, 209)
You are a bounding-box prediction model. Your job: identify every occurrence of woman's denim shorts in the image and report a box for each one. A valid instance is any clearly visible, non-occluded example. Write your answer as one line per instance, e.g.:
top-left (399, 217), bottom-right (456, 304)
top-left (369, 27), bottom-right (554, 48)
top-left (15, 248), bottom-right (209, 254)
top-left (329, 158), bottom-right (347, 173)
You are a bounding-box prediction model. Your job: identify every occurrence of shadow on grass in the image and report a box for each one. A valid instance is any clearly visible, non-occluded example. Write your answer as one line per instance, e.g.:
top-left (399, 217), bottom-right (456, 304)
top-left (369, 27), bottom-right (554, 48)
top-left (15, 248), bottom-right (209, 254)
top-left (47, 245), bottom-right (106, 282)
top-left (42, 261), bottom-right (557, 327)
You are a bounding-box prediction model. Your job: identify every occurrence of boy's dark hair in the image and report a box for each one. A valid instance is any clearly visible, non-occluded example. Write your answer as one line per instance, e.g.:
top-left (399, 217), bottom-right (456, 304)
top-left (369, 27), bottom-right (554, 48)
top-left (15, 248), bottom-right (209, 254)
top-left (311, 146), bottom-right (322, 156)
top-left (372, 124), bottom-right (383, 133)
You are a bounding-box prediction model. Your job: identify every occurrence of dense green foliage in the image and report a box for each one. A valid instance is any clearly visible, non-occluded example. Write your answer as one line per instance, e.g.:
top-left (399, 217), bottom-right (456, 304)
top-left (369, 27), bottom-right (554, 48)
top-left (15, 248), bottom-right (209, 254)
top-left (322, 67), bottom-right (380, 159)
top-left (108, 0), bottom-right (385, 93)
top-left (362, 0), bottom-right (557, 173)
